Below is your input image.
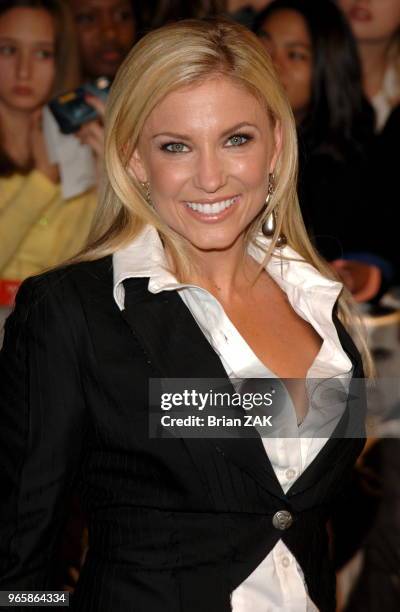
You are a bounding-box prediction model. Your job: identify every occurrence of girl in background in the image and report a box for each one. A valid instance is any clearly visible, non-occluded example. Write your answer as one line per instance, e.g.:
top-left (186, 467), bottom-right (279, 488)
top-left (338, 0), bottom-right (400, 132)
top-left (255, 0), bottom-right (392, 302)
top-left (338, 0), bottom-right (400, 289)
top-left (0, 0), bottom-right (97, 301)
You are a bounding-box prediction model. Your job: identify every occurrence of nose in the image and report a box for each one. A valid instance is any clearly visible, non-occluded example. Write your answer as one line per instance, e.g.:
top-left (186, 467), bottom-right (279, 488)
top-left (100, 13), bottom-right (118, 41)
top-left (16, 49), bottom-right (32, 80)
top-left (194, 147), bottom-right (227, 193)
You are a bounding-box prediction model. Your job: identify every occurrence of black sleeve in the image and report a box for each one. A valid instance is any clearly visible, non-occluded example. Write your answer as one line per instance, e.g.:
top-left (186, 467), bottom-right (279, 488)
top-left (0, 275), bottom-right (89, 590)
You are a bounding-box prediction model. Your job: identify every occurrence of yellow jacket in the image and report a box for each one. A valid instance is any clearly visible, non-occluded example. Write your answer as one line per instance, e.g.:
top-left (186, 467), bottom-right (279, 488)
top-left (0, 170), bottom-right (97, 281)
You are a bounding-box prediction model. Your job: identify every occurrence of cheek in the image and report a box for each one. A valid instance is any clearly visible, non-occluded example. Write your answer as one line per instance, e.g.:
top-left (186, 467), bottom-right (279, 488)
top-left (0, 61), bottom-right (14, 88)
top-left (337, 0), bottom-right (352, 12)
top-left (291, 66), bottom-right (312, 104)
top-left (150, 158), bottom-right (191, 199)
top-left (119, 24), bottom-right (135, 46)
top-left (375, 6), bottom-right (400, 36)
top-left (36, 62), bottom-right (55, 95)
top-left (229, 155), bottom-right (268, 189)
top-left (79, 32), bottom-right (97, 56)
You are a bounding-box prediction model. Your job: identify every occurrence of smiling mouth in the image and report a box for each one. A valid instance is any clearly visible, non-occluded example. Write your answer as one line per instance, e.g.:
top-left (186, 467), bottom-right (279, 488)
top-left (185, 196), bottom-right (239, 215)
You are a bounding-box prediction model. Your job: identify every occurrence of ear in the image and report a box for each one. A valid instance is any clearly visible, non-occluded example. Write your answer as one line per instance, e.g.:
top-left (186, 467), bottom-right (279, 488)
top-left (128, 146), bottom-right (148, 183)
top-left (269, 119), bottom-right (283, 174)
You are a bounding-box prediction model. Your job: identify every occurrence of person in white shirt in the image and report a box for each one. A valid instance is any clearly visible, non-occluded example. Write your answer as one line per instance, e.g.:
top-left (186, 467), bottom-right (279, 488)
top-left (0, 16), bottom-right (371, 612)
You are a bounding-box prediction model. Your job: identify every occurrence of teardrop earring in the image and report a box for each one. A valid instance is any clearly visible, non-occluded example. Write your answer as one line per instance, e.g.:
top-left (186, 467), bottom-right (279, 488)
top-left (261, 173), bottom-right (287, 247)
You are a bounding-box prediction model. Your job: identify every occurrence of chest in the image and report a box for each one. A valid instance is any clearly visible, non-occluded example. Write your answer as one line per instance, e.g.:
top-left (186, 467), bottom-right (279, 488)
top-left (222, 289), bottom-right (323, 380)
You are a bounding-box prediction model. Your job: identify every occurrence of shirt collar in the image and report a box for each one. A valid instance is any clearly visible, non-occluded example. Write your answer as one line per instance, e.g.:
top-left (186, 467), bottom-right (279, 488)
top-left (113, 224), bottom-right (344, 320)
top-left (371, 63), bottom-right (400, 131)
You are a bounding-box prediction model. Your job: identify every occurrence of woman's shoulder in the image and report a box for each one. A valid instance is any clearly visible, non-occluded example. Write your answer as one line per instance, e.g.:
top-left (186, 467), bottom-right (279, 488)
top-left (0, 256), bottom-right (117, 375)
top-left (15, 255), bottom-right (114, 317)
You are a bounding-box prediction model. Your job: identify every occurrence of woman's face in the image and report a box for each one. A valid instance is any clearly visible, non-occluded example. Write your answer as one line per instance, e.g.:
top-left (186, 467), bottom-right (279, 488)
top-left (0, 8), bottom-right (56, 113)
top-left (130, 76), bottom-right (282, 254)
top-left (259, 9), bottom-right (312, 123)
top-left (338, 0), bottom-right (400, 44)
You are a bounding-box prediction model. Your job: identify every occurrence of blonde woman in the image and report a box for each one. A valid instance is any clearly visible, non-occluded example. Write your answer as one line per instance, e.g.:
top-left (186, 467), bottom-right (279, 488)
top-left (0, 18), bottom-right (368, 612)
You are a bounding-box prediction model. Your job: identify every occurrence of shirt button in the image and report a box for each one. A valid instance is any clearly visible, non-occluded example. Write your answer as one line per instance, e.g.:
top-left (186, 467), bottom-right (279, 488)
top-left (285, 468), bottom-right (297, 479)
top-left (272, 510), bottom-right (293, 530)
top-left (281, 556), bottom-right (291, 568)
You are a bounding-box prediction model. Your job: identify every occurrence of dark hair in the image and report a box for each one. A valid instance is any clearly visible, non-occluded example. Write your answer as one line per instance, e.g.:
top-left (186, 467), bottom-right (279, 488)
top-left (134, 0), bottom-right (226, 36)
top-left (254, 0), bottom-right (374, 159)
top-left (0, 0), bottom-right (80, 176)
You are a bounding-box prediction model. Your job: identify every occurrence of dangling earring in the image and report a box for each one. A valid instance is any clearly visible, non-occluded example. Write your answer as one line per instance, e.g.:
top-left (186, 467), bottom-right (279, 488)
top-left (261, 172), bottom-right (287, 247)
top-left (261, 173), bottom-right (275, 237)
top-left (141, 181), bottom-right (152, 206)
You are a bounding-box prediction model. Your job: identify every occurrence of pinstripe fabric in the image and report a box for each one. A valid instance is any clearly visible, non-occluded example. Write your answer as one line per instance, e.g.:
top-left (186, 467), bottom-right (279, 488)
top-left (0, 257), bottom-right (365, 611)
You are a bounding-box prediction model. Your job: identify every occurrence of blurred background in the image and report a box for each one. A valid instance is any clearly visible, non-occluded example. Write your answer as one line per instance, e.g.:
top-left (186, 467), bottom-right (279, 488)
top-left (0, 1), bottom-right (399, 609)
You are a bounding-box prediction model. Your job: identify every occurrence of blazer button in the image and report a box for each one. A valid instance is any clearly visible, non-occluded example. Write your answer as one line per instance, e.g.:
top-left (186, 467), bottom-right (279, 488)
top-left (272, 510), bottom-right (293, 530)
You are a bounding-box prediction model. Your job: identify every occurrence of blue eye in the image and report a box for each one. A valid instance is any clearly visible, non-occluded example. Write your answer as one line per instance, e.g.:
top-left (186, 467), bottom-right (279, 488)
top-left (226, 134), bottom-right (252, 147)
top-left (0, 45), bottom-right (16, 56)
top-left (161, 142), bottom-right (189, 153)
top-left (35, 49), bottom-right (54, 60)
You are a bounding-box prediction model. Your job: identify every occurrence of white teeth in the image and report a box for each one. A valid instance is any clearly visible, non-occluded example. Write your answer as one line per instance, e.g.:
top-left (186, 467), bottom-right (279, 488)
top-left (186, 197), bottom-right (237, 214)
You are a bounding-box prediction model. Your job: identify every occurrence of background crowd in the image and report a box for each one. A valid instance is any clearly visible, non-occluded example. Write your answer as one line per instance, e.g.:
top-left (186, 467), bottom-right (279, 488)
top-left (0, 0), bottom-right (399, 609)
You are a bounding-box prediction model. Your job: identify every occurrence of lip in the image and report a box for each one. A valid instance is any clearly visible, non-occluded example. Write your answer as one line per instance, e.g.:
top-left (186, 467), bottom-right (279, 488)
top-left (348, 6), bottom-right (372, 22)
top-left (12, 86), bottom-right (33, 96)
top-left (100, 50), bottom-right (122, 62)
top-left (183, 195), bottom-right (240, 222)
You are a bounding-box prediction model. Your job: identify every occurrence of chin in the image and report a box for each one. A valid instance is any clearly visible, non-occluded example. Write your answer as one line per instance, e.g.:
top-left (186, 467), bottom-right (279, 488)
top-left (8, 97), bottom-right (43, 113)
top-left (184, 232), bottom-right (244, 253)
top-left (95, 64), bottom-right (119, 79)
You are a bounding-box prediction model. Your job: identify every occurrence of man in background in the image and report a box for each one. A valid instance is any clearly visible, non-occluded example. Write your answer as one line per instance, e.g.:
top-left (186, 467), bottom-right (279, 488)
top-left (70, 0), bottom-right (136, 80)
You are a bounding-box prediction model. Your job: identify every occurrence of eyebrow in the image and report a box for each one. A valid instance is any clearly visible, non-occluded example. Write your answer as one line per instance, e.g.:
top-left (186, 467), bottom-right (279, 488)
top-left (151, 122), bottom-right (260, 141)
top-left (260, 32), bottom-right (311, 49)
top-left (0, 36), bottom-right (54, 45)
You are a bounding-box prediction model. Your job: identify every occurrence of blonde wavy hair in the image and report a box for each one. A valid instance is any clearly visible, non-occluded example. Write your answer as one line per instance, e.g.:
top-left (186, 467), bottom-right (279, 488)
top-left (74, 17), bottom-right (372, 376)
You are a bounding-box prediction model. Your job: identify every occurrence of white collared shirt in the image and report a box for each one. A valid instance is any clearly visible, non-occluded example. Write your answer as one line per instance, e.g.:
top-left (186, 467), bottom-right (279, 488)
top-left (113, 224), bottom-right (353, 612)
top-left (371, 63), bottom-right (400, 132)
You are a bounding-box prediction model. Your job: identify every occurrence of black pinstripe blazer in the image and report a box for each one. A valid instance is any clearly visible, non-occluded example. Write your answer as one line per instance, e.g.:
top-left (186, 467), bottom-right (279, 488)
top-left (0, 256), bottom-right (365, 612)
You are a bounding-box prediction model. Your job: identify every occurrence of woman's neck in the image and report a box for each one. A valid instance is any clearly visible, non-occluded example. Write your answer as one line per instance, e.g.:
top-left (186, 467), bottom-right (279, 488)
top-left (0, 103), bottom-right (32, 167)
top-left (358, 38), bottom-right (392, 100)
top-left (182, 238), bottom-right (261, 303)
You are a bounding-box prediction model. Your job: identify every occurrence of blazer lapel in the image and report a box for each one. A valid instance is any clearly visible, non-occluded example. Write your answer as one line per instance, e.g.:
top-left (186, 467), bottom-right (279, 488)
top-left (121, 277), bottom-right (285, 499)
